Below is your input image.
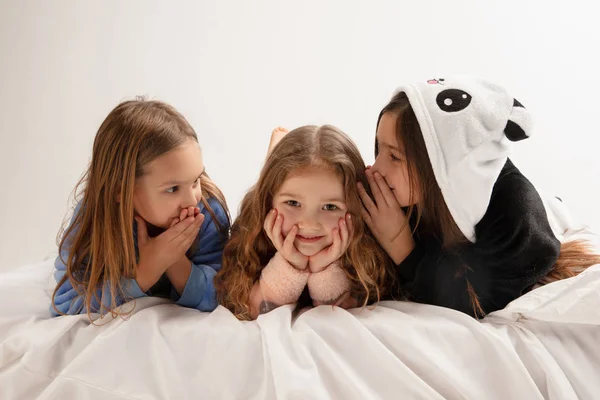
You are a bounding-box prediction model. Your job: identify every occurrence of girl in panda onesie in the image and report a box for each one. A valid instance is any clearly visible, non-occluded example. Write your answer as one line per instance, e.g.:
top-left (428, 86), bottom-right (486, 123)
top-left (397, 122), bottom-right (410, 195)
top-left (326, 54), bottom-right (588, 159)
top-left (360, 76), bottom-right (600, 318)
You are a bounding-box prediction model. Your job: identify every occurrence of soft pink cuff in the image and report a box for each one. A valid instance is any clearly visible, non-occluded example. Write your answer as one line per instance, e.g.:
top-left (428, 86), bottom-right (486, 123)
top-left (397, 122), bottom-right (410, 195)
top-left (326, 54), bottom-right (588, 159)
top-left (307, 262), bottom-right (351, 302)
top-left (260, 252), bottom-right (309, 304)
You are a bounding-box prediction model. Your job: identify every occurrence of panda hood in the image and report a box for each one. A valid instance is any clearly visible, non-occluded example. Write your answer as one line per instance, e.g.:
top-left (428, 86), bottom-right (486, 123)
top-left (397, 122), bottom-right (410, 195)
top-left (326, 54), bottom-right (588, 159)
top-left (396, 76), bottom-right (532, 242)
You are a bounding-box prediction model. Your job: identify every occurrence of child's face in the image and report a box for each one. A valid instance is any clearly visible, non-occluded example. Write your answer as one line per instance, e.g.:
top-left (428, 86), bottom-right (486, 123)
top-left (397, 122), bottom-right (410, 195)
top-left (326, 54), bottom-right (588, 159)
top-left (371, 112), bottom-right (419, 206)
top-left (133, 139), bottom-right (204, 229)
top-left (272, 166), bottom-right (348, 257)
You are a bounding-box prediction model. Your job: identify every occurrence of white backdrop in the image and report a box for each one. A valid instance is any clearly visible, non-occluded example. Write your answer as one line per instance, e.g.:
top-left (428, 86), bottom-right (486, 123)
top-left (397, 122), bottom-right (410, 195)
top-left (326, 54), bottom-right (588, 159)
top-left (1, 0), bottom-right (599, 270)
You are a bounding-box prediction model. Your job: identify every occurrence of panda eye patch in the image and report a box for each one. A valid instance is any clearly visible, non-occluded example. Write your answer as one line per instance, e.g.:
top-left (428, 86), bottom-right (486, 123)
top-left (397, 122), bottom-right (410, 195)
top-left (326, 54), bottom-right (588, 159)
top-left (436, 89), bottom-right (472, 112)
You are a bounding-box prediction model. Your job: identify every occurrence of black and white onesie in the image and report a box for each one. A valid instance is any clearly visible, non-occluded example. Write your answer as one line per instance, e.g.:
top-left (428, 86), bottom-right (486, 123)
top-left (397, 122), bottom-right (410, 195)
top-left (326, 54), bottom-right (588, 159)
top-left (391, 76), bottom-right (560, 317)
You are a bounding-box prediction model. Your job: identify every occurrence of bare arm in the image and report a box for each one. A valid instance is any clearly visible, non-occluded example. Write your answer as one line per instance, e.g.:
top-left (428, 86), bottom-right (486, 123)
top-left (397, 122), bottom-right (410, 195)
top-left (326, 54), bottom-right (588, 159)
top-left (249, 280), bottom-right (286, 319)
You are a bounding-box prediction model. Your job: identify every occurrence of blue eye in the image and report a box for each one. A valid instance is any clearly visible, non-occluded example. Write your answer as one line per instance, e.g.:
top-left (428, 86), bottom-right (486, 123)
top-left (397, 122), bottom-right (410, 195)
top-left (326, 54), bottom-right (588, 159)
top-left (286, 200), bottom-right (300, 207)
top-left (323, 204), bottom-right (338, 211)
top-left (166, 186), bottom-right (179, 193)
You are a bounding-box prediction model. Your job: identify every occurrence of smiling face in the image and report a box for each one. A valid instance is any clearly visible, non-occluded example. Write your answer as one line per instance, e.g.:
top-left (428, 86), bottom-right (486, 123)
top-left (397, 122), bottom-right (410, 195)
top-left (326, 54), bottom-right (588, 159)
top-left (271, 165), bottom-right (347, 257)
top-left (371, 112), bottom-right (420, 207)
top-left (133, 139), bottom-right (205, 228)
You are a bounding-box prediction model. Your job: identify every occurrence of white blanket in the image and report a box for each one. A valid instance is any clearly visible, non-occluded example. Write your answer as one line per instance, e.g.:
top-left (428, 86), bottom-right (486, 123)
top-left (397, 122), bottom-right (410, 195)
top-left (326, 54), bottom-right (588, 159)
top-left (1, 202), bottom-right (599, 399)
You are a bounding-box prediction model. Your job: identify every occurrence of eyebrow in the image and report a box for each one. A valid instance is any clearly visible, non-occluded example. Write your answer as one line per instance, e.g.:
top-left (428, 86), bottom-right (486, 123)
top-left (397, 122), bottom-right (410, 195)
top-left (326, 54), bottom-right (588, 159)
top-left (159, 167), bottom-right (205, 187)
top-left (278, 192), bottom-right (346, 203)
top-left (377, 138), bottom-right (402, 153)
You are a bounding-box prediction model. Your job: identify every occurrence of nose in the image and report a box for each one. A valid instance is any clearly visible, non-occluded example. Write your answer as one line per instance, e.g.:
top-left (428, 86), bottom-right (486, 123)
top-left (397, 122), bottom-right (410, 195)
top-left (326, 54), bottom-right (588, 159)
top-left (371, 156), bottom-right (383, 175)
top-left (181, 188), bottom-right (199, 209)
top-left (297, 210), bottom-right (320, 232)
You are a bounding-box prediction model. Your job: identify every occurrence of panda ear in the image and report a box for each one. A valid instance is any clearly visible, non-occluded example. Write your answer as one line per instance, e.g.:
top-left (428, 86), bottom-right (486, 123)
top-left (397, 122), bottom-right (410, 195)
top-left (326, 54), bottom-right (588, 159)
top-left (504, 98), bottom-right (532, 142)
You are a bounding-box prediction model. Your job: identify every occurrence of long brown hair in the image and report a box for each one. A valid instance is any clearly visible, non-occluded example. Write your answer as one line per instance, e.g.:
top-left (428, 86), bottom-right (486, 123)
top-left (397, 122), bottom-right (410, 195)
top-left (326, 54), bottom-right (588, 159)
top-left (215, 125), bottom-right (393, 320)
top-left (52, 98), bottom-right (229, 319)
top-left (380, 92), bottom-right (600, 317)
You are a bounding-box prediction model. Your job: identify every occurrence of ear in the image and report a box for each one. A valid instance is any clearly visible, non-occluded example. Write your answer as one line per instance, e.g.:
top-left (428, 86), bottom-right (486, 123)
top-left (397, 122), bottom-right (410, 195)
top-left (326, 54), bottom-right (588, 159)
top-left (504, 98), bottom-right (532, 142)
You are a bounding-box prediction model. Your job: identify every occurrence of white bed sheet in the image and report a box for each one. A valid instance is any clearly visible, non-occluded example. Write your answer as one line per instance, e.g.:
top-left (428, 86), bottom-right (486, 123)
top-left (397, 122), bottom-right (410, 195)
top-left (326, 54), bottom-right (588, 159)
top-left (1, 199), bottom-right (599, 399)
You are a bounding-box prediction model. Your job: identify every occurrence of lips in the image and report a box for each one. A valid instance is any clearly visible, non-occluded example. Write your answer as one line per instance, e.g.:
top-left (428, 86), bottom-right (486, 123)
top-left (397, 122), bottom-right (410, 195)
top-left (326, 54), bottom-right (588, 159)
top-left (296, 235), bottom-right (324, 243)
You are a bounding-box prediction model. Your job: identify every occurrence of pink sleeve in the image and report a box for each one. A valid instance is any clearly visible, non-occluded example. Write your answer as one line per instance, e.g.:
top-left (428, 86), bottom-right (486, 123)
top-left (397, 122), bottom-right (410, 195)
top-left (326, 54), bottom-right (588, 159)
top-left (307, 262), bottom-right (351, 303)
top-left (260, 252), bottom-right (309, 304)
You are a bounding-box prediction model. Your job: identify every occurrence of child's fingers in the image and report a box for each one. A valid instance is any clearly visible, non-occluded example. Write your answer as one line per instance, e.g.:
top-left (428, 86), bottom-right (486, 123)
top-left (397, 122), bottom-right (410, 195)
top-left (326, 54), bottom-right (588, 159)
top-left (330, 228), bottom-right (341, 257)
top-left (283, 225), bottom-right (298, 252)
top-left (165, 214), bottom-right (196, 241)
top-left (374, 172), bottom-right (397, 209)
top-left (263, 210), bottom-right (278, 247)
top-left (358, 182), bottom-right (377, 216)
top-left (263, 209), bottom-right (275, 235)
top-left (272, 214), bottom-right (285, 250)
top-left (360, 207), bottom-right (374, 232)
top-left (284, 226), bottom-right (306, 268)
top-left (187, 214), bottom-right (205, 242)
top-left (193, 213), bottom-right (205, 229)
top-left (365, 169), bottom-right (388, 208)
top-left (170, 218), bottom-right (180, 228)
top-left (346, 213), bottom-right (354, 238)
top-left (135, 217), bottom-right (149, 246)
top-left (179, 209), bottom-right (188, 222)
top-left (186, 213), bottom-right (205, 236)
top-left (187, 206), bottom-right (195, 217)
top-left (177, 214), bottom-right (205, 251)
top-left (340, 217), bottom-right (350, 251)
top-left (312, 228), bottom-right (340, 272)
top-left (194, 207), bottom-right (200, 216)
